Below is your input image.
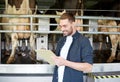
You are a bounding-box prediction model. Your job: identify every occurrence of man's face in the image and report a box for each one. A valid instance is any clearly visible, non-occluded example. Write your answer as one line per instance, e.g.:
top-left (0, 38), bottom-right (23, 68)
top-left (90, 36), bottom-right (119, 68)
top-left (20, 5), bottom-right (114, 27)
top-left (59, 19), bottom-right (74, 36)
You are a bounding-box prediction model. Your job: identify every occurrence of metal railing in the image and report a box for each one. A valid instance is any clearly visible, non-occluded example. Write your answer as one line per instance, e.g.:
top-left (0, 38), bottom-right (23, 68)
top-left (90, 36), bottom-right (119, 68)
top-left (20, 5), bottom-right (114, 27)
top-left (0, 14), bottom-right (120, 34)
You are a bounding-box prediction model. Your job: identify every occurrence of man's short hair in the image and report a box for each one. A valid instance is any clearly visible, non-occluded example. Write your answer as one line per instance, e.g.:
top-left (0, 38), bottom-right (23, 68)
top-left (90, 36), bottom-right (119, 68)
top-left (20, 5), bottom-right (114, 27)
top-left (60, 13), bottom-right (75, 22)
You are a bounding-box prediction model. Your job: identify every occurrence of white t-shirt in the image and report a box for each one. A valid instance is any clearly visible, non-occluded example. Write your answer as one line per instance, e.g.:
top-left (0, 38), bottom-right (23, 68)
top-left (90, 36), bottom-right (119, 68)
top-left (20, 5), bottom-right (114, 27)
top-left (58, 36), bottom-right (73, 82)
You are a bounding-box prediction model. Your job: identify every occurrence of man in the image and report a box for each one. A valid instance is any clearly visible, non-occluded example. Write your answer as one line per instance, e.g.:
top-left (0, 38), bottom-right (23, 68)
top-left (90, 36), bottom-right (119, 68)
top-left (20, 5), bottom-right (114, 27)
top-left (52, 13), bottom-right (93, 82)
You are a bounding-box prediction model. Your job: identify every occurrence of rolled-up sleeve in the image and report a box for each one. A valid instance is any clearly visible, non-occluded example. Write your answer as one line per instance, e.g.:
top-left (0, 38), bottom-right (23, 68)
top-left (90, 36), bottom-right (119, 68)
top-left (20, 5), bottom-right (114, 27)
top-left (81, 37), bottom-right (93, 64)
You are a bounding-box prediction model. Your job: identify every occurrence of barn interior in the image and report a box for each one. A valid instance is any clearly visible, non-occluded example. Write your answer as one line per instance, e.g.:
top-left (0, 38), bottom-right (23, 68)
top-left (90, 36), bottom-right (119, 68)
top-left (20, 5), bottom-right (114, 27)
top-left (0, 0), bottom-right (120, 82)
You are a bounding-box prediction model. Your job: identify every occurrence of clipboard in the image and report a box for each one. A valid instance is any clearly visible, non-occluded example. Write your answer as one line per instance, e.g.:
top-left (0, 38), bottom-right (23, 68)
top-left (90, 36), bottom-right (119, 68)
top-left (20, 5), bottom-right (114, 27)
top-left (35, 49), bottom-right (55, 65)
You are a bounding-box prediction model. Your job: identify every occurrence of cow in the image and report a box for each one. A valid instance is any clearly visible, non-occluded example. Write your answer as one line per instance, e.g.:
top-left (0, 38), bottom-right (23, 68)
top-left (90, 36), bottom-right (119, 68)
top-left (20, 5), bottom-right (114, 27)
top-left (2, 0), bottom-right (37, 64)
top-left (45, 0), bottom-right (83, 31)
top-left (97, 20), bottom-right (119, 63)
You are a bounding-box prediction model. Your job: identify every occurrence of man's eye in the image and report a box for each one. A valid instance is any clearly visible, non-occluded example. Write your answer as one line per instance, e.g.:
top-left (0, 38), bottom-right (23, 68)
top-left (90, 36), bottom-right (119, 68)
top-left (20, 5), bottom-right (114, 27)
top-left (63, 25), bottom-right (65, 27)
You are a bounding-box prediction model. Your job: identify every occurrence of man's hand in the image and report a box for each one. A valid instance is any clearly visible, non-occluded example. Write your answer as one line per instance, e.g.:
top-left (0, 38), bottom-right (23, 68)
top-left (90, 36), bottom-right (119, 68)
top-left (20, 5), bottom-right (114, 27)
top-left (52, 55), bottom-right (66, 67)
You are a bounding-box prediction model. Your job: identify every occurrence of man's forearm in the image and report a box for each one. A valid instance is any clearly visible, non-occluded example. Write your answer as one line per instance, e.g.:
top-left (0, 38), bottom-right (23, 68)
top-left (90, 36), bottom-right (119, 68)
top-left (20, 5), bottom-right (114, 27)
top-left (64, 60), bottom-right (93, 72)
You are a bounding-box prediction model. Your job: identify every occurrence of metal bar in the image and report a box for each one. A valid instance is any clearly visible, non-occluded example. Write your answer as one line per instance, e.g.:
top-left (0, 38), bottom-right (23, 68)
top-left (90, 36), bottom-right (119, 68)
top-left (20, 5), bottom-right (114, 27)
top-left (0, 30), bottom-right (119, 35)
top-left (1, 23), bottom-right (120, 28)
top-left (0, 34), bottom-right (2, 63)
top-left (0, 23), bottom-right (30, 25)
top-left (30, 16), bottom-right (33, 32)
top-left (0, 14), bottom-right (120, 20)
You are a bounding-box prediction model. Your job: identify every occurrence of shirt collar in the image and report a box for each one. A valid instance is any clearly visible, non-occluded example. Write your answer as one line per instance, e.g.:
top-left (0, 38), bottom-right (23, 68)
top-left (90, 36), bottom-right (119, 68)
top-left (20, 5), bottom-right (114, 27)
top-left (63, 31), bottom-right (81, 41)
top-left (72, 31), bottom-right (81, 40)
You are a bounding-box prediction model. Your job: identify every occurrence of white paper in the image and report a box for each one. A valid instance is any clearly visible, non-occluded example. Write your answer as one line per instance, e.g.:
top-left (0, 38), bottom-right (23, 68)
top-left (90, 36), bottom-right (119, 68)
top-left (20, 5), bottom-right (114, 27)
top-left (36, 49), bottom-right (55, 65)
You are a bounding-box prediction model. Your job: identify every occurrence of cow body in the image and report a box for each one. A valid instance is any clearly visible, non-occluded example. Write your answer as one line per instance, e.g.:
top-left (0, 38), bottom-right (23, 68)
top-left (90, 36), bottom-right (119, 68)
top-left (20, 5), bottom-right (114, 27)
top-left (2, 0), bottom-right (37, 64)
top-left (98, 20), bottom-right (119, 62)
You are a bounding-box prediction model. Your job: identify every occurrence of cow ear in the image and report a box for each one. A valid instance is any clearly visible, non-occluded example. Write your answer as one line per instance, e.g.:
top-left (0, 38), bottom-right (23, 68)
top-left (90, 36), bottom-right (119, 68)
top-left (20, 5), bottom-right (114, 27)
top-left (56, 11), bottom-right (59, 15)
top-left (33, 5), bottom-right (37, 14)
top-left (56, 11), bottom-right (62, 15)
top-left (62, 10), bottom-right (66, 13)
top-left (56, 10), bottom-right (66, 15)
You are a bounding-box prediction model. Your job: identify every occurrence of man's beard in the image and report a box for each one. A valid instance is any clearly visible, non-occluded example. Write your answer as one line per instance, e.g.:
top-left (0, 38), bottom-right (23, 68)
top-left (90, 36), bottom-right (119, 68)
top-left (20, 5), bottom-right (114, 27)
top-left (63, 30), bottom-right (73, 36)
top-left (62, 26), bottom-right (73, 36)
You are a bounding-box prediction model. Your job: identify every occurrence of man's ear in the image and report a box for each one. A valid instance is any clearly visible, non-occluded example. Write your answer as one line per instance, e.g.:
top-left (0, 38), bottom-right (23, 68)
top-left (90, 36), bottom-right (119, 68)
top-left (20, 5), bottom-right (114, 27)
top-left (72, 22), bottom-right (76, 27)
